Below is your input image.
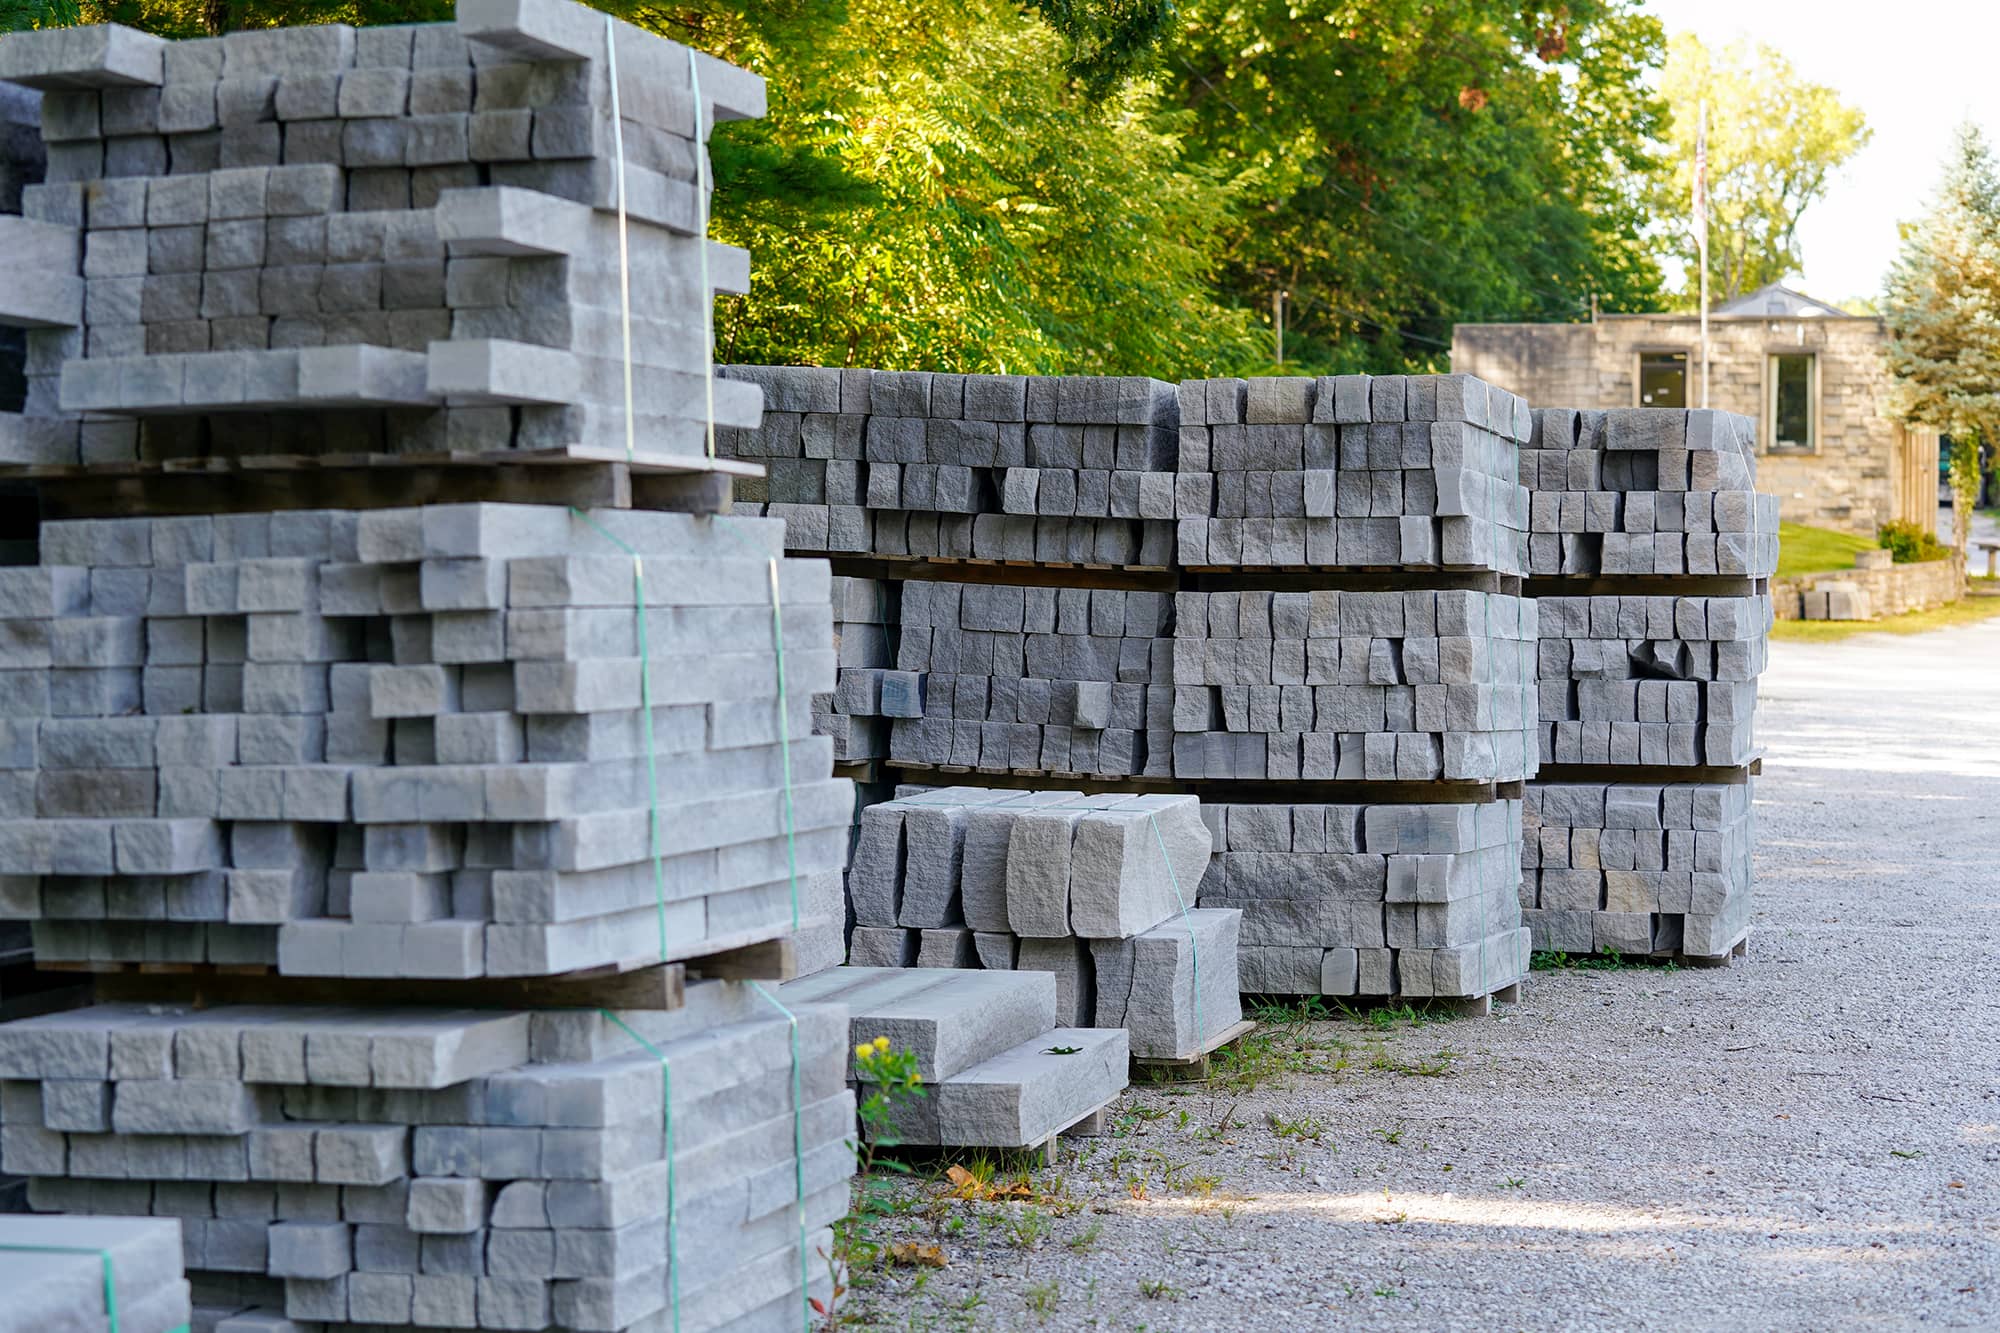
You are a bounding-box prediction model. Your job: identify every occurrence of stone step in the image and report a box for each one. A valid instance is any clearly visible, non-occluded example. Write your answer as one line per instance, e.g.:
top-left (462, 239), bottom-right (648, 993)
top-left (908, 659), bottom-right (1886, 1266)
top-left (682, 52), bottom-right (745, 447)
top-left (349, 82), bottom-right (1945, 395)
top-left (778, 965), bottom-right (1057, 1083)
top-left (886, 1025), bottom-right (1128, 1149)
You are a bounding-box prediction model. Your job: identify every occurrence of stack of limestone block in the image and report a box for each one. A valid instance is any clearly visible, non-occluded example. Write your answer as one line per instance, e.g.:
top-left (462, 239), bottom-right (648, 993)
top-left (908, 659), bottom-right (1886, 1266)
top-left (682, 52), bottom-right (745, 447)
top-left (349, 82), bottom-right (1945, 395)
top-left (1168, 587), bottom-right (1538, 782)
top-left (0, 5), bottom-right (857, 1329)
top-left (886, 582), bottom-right (1174, 778)
top-left (0, 985), bottom-right (851, 1331)
top-left (719, 367), bottom-right (1540, 1006)
top-left (0, 1212), bottom-right (191, 1332)
top-left (1518, 408), bottom-right (1779, 579)
top-left (815, 573), bottom-right (894, 766)
top-left (843, 786), bottom-right (1240, 1059)
top-left (1178, 375), bottom-right (1535, 1004)
top-left (0, 0), bottom-right (765, 465)
top-left (718, 364), bottom-right (1180, 566)
top-left (1173, 372), bottom-right (1529, 572)
top-left (1520, 408), bottom-right (1770, 960)
top-left (0, 505), bottom-right (849, 979)
top-left (780, 966), bottom-right (1129, 1151)
top-left (1196, 799), bottom-right (1523, 998)
top-left (1521, 781), bottom-right (1754, 958)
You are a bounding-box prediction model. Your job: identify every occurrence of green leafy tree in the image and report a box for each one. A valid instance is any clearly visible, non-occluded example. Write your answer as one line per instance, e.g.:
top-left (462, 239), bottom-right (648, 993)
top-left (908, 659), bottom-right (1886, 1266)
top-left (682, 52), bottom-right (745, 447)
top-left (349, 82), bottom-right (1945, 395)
top-left (1653, 32), bottom-right (1869, 304)
top-left (1883, 123), bottom-right (2000, 554)
top-left (688, 0), bottom-right (1259, 375)
top-left (1163, 0), bottom-right (1669, 372)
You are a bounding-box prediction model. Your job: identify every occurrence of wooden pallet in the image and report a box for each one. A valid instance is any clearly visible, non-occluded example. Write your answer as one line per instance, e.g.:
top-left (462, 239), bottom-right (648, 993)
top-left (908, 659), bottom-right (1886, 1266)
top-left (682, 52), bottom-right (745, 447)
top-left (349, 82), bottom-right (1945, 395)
top-left (1521, 574), bottom-right (1768, 599)
top-left (1186, 567), bottom-right (1518, 595)
top-left (685, 937), bottom-right (800, 983)
top-left (1037, 1092), bottom-right (1124, 1167)
top-left (822, 554), bottom-right (1174, 591)
top-left (1533, 758), bottom-right (1762, 785)
top-left (1131, 1018), bottom-right (1258, 1081)
top-left (30, 451), bottom-right (755, 520)
top-left (885, 765), bottom-right (1525, 806)
top-left (85, 961), bottom-right (688, 1011)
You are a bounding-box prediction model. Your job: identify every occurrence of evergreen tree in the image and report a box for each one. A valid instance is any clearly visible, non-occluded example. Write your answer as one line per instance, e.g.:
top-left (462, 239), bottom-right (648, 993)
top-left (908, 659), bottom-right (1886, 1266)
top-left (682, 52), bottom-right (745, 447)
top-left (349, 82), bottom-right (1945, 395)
top-left (1883, 124), bottom-right (2000, 553)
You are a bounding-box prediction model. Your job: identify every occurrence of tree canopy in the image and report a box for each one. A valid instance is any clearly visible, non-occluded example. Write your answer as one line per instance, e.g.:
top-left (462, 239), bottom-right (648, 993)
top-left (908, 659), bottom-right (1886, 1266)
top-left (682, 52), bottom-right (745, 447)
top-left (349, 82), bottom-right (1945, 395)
top-left (1162, 0), bottom-right (1670, 370)
top-left (8, 0), bottom-right (1693, 376)
top-left (1883, 123), bottom-right (2000, 549)
top-left (1651, 32), bottom-right (1869, 306)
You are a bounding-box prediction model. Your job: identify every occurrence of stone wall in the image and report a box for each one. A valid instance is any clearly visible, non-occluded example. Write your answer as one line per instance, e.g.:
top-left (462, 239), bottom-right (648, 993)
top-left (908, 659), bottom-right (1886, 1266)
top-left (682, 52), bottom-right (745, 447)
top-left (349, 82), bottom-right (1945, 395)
top-left (1772, 552), bottom-right (1964, 620)
top-left (1453, 314), bottom-right (1940, 538)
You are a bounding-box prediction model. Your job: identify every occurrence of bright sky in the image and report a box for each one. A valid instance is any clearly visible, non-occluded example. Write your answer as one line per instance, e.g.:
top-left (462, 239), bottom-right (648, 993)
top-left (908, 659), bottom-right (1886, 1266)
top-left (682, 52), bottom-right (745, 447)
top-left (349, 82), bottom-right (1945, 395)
top-left (1647, 0), bottom-right (2000, 304)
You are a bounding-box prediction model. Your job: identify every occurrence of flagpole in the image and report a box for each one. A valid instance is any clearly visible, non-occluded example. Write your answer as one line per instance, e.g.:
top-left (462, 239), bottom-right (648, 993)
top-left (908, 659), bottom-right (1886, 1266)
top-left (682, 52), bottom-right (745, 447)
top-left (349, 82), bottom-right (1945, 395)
top-left (1697, 100), bottom-right (1710, 409)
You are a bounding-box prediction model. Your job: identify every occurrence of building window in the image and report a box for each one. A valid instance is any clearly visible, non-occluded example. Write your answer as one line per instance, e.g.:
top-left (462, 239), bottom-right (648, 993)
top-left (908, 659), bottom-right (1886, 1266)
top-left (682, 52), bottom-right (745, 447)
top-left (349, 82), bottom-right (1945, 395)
top-left (1768, 353), bottom-right (1816, 451)
top-left (1638, 351), bottom-right (1687, 408)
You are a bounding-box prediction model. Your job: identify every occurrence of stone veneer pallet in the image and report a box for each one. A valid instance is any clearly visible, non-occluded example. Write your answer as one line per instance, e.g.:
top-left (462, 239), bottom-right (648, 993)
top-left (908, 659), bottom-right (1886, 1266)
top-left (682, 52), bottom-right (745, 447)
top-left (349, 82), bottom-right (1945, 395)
top-left (1519, 407), bottom-right (1768, 956)
top-left (0, 7), bottom-right (860, 1331)
top-left (1522, 780), bottom-right (1754, 960)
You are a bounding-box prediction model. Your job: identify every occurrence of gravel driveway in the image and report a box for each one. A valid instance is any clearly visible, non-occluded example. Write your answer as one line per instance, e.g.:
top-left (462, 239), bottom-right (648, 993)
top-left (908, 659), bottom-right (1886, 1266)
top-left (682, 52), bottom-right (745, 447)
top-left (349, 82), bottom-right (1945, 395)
top-left (847, 618), bottom-right (2000, 1331)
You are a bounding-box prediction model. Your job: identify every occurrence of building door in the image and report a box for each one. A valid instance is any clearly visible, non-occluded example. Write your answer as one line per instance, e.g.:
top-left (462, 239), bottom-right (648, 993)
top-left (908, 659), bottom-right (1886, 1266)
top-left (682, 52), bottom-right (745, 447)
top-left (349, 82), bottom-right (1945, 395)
top-left (1638, 351), bottom-right (1687, 408)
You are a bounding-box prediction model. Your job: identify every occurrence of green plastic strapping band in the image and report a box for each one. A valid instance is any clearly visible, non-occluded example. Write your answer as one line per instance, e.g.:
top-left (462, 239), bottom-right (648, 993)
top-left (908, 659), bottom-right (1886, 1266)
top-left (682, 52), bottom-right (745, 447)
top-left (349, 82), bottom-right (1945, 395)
top-left (0, 1243), bottom-right (156, 1333)
top-left (597, 1011), bottom-right (680, 1333)
top-left (748, 981), bottom-right (811, 1331)
top-left (567, 508), bottom-right (670, 964)
top-left (705, 519), bottom-right (804, 932)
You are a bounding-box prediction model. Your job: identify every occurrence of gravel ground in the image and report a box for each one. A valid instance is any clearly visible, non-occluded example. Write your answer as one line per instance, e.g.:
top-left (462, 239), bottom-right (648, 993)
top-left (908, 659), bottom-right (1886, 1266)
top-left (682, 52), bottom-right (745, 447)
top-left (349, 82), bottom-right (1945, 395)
top-left (844, 619), bottom-right (2000, 1331)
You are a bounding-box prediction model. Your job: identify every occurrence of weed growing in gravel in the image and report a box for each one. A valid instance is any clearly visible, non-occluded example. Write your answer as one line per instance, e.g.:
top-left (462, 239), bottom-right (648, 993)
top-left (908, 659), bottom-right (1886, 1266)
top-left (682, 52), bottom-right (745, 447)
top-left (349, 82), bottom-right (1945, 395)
top-left (1140, 1278), bottom-right (1184, 1300)
top-left (1369, 1043), bottom-right (1460, 1077)
top-left (1267, 1111), bottom-right (1327, 1141)
top-left (1006, 1209), bottom-right (1052, 1250)
top-left (1247, 994), bottom-right (1335, 1023)
top-left (1192, 1010), bottom-right (1352, 1094)
top-left (1065, 1221), bottom-right (1104, 1253)
top-left (1533, 948), bottom-right (1682, 974)
top-left (1372, 1126), bottom-right (1406, 1146)
top-left (1023, 1280), bottom-right (1061, 1322)
top-left (1502, 1176), bottom-right (1526, 1188)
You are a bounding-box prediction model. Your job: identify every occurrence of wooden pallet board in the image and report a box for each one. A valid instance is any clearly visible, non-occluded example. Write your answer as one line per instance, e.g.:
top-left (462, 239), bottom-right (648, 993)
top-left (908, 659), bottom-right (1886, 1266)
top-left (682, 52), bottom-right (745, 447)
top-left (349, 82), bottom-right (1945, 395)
top-left (822, 555), bottom-right (1174, 591)
top-left (685, 937), bottom-right (799, 983)
top-left (1521, 575), bottom-right (1767, 599)
top-left (1187, 568), bottom-right (1517, 594)
top-left (1533, 759), bottom-right (1762, 785)
top-left (86, 961), bottom-right (687, 1011)
top-left (1131, 1018), bottom-right (1259, 1081)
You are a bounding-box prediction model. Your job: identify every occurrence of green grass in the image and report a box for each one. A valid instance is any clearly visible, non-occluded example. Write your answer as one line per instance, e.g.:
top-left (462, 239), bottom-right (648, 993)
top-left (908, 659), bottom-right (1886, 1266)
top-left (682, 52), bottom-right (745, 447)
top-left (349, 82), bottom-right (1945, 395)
top-left (1776, 521), bottom-right (1877, 578)
top-left (1772, 594), bottom-right (2000, 642)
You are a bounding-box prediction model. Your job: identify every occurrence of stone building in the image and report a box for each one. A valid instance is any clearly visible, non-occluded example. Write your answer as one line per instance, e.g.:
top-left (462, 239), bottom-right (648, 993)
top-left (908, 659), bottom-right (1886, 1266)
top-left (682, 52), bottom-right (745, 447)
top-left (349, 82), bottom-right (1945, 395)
top-left (1452, 284), bottom-right (1939, 535)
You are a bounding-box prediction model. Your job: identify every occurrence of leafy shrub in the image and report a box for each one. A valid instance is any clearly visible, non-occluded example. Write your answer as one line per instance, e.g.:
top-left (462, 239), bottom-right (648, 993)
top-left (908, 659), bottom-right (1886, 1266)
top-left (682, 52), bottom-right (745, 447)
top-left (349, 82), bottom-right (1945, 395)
top-left (1878, 520), bottom-right (1952, 564)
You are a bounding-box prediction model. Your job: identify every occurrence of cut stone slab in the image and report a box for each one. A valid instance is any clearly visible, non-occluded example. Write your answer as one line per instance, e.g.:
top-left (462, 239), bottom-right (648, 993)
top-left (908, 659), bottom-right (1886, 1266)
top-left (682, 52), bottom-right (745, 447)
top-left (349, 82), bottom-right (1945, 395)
top-left (0, 1213), bottom-right (189, 1333)
top-left (1067, 794), bottom-right (1213, 939)
top-left (1092, 907), bottom-right (1243, 1060)
top-left (780, 965), bottom-right (1058, 1083)
top-left (1014, 936), bottom-right (1093, 1027)
top-left (887, 1026), bottom-right (1128, 1148)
